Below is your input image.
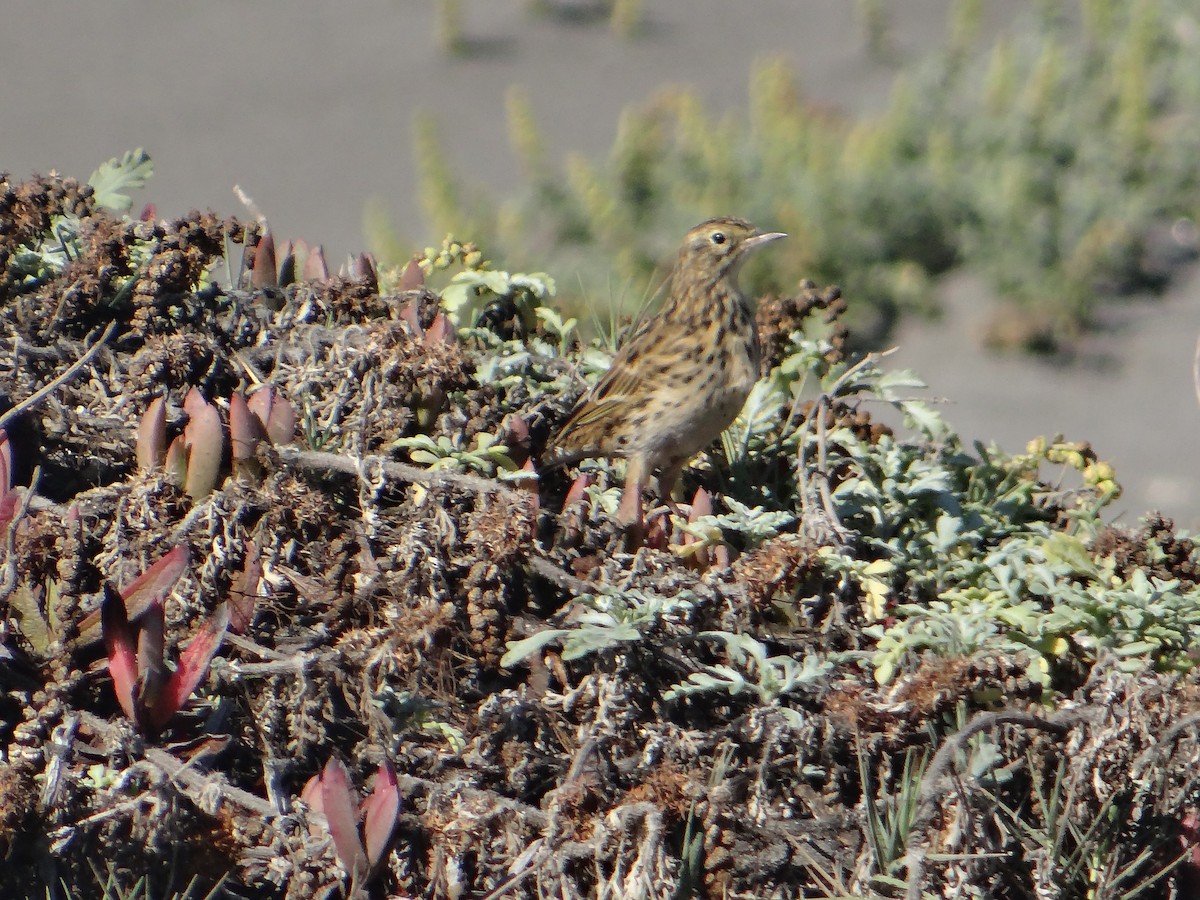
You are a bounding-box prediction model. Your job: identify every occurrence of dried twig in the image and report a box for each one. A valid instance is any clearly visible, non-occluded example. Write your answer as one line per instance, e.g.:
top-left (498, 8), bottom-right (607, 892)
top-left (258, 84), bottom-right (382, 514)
top-left (478, 739), bottom-right (601, 900)
top-left (525, 553), bottom-right (593, 598)
top-left (277, 446), bottom-right (521, 498)
top-left (0, 320), bottom-right (119, 434)
top-left (0, 466), bottom-right (41, 604)
top-left (903, 709), bottom-right (1075, 900)
top-left (144, 746), bottom-right (279, 819)
top-left (796, 349), bottom-right (896, 545)
top-left (285, 448), bottom-right (618, 611)
top-left (1131, 709), bottom-right (1200, 781)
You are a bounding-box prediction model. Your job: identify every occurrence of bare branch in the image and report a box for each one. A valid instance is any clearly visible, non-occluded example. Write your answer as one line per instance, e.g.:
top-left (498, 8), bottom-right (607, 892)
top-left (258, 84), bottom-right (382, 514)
top-left (0, 320), bottom-right (119, 434)
top-left (277, 446), bottom-right (522, 498)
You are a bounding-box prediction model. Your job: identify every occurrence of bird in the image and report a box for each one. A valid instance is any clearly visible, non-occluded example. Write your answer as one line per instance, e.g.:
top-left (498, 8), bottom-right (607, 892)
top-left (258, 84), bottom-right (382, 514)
top-left (544, 217), bottom-right (786, 526)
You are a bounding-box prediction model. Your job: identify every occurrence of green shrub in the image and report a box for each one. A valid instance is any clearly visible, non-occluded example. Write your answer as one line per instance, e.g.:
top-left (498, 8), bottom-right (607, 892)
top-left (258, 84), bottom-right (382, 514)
top-left (403, 0), bottom-right (1200, 349)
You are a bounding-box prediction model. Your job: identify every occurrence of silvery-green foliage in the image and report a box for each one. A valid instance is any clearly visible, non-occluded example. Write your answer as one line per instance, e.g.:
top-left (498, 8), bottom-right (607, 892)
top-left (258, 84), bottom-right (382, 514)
top-left (392, 430), bottom-right (519, 476)
top-left (677, 497), bottom-right (795, 549)
top-left (501, 587), bottom-right (697, 668)
top-left (10, 149), bottom-right (154, 289)
top-left (440, 269), bottom-right (556, 330)
top-left (664, 632), bottom-right (833, 728)
top-left (89, 148), bottom-right (154, 214)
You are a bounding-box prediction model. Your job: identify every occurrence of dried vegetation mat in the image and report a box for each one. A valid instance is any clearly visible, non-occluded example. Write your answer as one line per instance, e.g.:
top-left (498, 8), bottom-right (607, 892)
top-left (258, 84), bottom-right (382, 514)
top-left (2, 166), bottom-right (1200, 899)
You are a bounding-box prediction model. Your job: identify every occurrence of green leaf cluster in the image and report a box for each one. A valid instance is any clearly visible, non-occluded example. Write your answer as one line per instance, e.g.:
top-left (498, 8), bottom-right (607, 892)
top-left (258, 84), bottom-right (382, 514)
top-left (8, 149), bottom-right (155, 296)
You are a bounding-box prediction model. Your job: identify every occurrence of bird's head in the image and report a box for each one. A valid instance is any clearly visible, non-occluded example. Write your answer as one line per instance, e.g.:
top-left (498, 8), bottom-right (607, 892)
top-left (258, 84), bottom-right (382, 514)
top-left (678, 217), bottom-right (786, 282)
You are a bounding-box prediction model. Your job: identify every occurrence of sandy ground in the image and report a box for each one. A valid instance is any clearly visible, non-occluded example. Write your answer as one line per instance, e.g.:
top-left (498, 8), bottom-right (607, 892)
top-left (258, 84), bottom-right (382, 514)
top-left (4, 1), bottom-right (1198, 527)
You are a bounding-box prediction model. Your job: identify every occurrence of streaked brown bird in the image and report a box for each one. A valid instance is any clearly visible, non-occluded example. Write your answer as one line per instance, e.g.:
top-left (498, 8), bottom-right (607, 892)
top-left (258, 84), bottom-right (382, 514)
top-left (544, 216), bottom-right (786, 524)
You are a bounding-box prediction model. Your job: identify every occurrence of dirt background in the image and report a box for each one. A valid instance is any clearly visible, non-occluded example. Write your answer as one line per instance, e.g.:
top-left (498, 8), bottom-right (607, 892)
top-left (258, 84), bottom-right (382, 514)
top-left (4, 0), bottom-right (1198, 527)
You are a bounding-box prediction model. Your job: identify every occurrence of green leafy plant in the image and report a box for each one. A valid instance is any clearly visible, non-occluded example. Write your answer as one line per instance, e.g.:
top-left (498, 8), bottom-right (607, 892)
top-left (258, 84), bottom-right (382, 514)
top-left (664, 632), bottom-right (833, 727)
top-left (88, 147), bottom-right (154, 214)
top-left (82, 862), bottom-right (228, 900)
top-left (439, 267), bottom-right (556, 334)
top-left (860, 746), bottom-right (929, 891)
top-left (392, 429), bottom-right (521, 477)
top-left (7, 150), bottom-right (154, 296)
top-left (501, 585), bottom-right (697, 667)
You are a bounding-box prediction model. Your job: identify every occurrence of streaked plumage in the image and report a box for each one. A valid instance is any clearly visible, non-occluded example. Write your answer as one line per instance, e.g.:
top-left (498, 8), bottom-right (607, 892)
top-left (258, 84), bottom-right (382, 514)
top-left (545, 217), bottom-right (785, 523)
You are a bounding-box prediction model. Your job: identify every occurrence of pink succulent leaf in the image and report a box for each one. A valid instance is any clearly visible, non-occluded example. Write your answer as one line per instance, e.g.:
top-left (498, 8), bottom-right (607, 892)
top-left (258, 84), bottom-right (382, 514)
top-left (645, 514), bottom-right (669, 551)
top-left (228, 543), bottom-right (262, 636)
top-left (148, 601), bottom-right (229, 731)
top-left (265, 394), bottom-right (297, 446)
top-left (247, 385), bottom-right (297, 446)
top-left (139, 203), bottom-right (157, 222)
top-left (245, 385), bottom-right (271, 425)
top-left (0, 493), bottom-right (17, 531)
top-left (422, 312), bottom-right (456, 347)
top-left (558, 473), bottom-right (593, 546)
top-left (277, 240), bottom-right (296, 287)
top-left (682, 488), bottom-right (713, 547)
top-left (136, 396), bottom-right (168, 473)
top-left (504, 414), bottom-right (530, 448)
top-left (244, 384), bottom-right (296, 448)
top-left (349, 253), bottom-right (378, 291)
top-left (135, 598), bottom-right (168, 724)
top-left (229, 391), bottom-right (269, 477)
top-left (682, 487), bottom-right (715, 569)
top-left (713, 544), bottom-right (731, 570)
top-left (165, 435), bottom-right (188, 486)
top-left (75, 545), bottom-right (188, 649)
top-left (182, 388), bottom-right (225, 499)
top-left (362, 761), bottom-right (400, 868)
top-left (303, 244), bottom-right (329, 282)
top-left (101, 585), bottom-right (139, 722)
top-left (300, 773), bottom-right (323, 814)
top-left (251, 231), bottom-right (278, 289)
top-left (520, 458), bottom-right (540, 514)
top-left (0, 428), bottom-right (11, 495)
top-left (562, 473), bottom-right (592, 511)
top-left (398, 259), bottom-right (425, 291)
top-left (120, 544), bottom-right (190, 615)
top-left (399, 300), bottom-right (423, 338)
top-left (320, 758), bottom-right (368, 881)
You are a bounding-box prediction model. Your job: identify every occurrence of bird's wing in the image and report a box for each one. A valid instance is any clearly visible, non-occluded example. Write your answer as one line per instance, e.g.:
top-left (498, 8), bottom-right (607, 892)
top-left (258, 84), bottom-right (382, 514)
top-left (546, 395), bottom-right (628, 456)
top-left (545, 327), bottom-right (658, 458)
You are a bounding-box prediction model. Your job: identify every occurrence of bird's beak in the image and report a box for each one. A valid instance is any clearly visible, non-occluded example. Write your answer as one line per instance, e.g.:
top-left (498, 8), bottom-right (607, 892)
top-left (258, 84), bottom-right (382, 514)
top-left (743, 231), bottom-right (786, 252)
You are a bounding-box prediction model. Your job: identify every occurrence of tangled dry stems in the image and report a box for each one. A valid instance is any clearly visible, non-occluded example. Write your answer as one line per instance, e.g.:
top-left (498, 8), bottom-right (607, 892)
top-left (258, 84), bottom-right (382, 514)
top-left (1, 174), bottom-right (1199, 898)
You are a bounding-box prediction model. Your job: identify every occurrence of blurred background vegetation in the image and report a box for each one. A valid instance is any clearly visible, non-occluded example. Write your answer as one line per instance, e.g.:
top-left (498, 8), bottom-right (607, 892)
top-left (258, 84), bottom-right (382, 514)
top-left (393, 0), bottom-right (1200, 351)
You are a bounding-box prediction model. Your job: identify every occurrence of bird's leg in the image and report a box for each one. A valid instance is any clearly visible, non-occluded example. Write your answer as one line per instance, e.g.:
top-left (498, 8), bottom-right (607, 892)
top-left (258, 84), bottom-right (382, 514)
top-left (617, 457), bottom-right (647, 530)
top-left (655, 464), bottom-right (685, 519)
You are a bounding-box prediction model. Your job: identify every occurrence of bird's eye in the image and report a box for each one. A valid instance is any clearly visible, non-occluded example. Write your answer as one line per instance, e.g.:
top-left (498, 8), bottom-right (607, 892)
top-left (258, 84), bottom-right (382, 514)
top-left (711, 232), bottom-right (726, 245)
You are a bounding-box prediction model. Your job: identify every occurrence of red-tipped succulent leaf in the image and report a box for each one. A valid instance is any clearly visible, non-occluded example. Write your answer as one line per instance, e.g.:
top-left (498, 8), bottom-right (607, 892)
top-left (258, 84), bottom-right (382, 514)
top-left (182, 388), bottom-right (225, 499)
top-left (321, 757), bottom-right (368, 882)
top-left (362, 761), bottom-right (400, 868)
top-left (247, 385), bottom-right (297, 446)
top-left (398, 258), bottom-right (425, 291)
top-left (303, 245), bottom-right (330, 282)
top-left (229, 391), bottom-right (270, 480)
top-left (251, 231), bottom-right (278, 289)
top-left (136, 396), bottom-right (168, 473)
